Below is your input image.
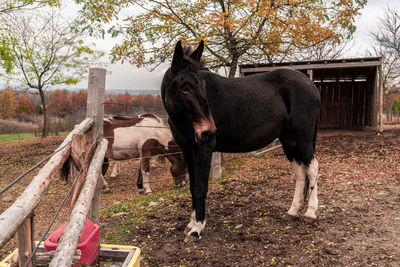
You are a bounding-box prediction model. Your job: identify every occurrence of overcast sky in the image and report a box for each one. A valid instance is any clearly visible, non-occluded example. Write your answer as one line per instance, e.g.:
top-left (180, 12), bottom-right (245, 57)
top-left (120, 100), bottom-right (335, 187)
top-left (75, 0), bottom-right (400, 91)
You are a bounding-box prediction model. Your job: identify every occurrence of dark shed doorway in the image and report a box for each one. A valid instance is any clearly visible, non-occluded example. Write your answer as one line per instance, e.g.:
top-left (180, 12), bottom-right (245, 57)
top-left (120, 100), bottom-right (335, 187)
top-left (239, 58), bottom-right (383, 131)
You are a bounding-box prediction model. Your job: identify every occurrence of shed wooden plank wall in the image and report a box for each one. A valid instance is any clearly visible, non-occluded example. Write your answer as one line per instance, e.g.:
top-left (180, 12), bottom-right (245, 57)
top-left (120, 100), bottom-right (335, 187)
top-left (316, 80), bottom-right (373, 128)
top-left (240, 58), bottom-right (382, 130)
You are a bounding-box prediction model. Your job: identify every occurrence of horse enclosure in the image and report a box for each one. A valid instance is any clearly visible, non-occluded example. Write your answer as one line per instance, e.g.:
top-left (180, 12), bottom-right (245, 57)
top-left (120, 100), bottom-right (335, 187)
top-left (240, 58), bottom-right (383, 131)
top-left (0, 69), bottom-right (108, 267)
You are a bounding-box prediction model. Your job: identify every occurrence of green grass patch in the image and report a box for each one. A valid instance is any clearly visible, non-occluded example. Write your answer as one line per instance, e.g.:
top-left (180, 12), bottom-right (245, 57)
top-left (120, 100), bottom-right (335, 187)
top-left (0, 132), bottom-right (69, 142)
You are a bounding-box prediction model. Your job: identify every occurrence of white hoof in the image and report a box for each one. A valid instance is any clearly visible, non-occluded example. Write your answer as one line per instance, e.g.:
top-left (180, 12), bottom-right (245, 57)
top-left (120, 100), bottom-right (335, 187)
top-left (304, 211), bottom-right (317, 219)
top-left (287, 207), bottom-right (299, 217)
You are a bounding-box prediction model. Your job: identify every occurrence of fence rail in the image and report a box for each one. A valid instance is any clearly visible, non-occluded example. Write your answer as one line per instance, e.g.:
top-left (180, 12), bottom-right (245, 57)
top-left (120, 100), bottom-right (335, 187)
top-left (0, 117), bottom-right (94, 250)
top-left (0, 68), bottom-right (106, 267)
top-left (50, 139), bottom-right (108, 267)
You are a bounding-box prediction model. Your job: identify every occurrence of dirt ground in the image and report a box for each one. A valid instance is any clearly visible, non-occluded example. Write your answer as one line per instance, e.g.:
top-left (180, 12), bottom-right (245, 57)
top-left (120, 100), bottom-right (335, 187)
top-left (1, 124), bottom-right (399, 266)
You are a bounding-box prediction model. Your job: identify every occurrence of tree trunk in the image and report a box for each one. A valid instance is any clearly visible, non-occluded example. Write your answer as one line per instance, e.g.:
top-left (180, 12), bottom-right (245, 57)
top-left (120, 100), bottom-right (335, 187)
top-left (228, 56), bottom-right (239, 78)
top-left (228, 58), bottom-right (238, 78)
top-left (38, 88), bottom-right (48, 138)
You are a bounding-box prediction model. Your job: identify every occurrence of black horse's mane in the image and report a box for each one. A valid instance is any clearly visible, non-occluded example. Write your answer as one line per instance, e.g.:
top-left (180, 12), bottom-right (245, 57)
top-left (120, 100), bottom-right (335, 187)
top-left (182, 45), bottom-right (207, 70)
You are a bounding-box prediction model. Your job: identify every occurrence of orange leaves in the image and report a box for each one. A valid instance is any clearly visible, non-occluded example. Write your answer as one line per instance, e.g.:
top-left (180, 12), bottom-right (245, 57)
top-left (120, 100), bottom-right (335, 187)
top-left (16, 95), bottom-right (36, 115)
top-left (0, 89), bottom-right (37, 119)
top-left (47, 89), bottom-right (73, 116)
top-left (0, 89), bottom-right (17, 119)
top-left (78, 0), bottom-right (366, 73)
top-left (47, 90), bottom-right (87, 116)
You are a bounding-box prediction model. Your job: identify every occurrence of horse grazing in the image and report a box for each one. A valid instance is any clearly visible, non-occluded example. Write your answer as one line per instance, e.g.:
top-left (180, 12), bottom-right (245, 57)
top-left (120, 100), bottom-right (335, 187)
top-left (161, 40), bottom-right (321, 241)
top-left (102, 115), bottom-right (186, 194)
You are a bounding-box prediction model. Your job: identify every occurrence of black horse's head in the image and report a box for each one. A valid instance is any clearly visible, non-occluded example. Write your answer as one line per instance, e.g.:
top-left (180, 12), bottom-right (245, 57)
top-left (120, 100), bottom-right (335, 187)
top-left (162, 40), bottom-right (216, 145)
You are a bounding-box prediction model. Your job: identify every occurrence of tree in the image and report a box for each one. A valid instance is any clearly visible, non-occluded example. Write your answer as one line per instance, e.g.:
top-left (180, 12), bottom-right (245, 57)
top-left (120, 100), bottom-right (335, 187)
top-left (47, 89), bottom-right (73, 117)
top-left (16, 95), bottom-right (36, 115)
top-left (76, 0), bottom-right (366, 77)
top-left (114, 92), bottom-right (134, 114)
top-left (371, 7), bottom-right (400, 91)
top-left (0, 0), bottom-right (59, 14)
top-left (370, 7), bottom-right (400, 120)
top-left (0, 0), bottom-right (60, 71)
top-left (70, 90), bottom-right (87, 113)
top-left (291, 36), bottom-right (353, 61)
top-left (0, 89), bottom-right (17, 119)
top-left (393, 98), bottom-right (400, 112)
top-left (0, 8), bottom-right (103, 137)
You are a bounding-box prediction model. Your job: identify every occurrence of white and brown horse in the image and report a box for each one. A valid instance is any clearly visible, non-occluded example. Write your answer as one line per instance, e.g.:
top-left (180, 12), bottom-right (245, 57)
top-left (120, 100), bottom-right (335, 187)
top-left (102, 115), bottom-right (186, 194)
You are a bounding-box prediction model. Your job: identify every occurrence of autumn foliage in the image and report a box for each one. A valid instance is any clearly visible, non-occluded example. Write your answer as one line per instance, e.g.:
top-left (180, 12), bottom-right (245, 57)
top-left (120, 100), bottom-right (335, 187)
top-left (0, 88), bottom-right (163, 134)
top-left (46, 89), bottom-right (163, 116)
top-left (76, 0), bottom-right (367, 77)
top-left (0, 89), bottom-right (36, 119)
top-left (104, 92), bottom-right (163, 115)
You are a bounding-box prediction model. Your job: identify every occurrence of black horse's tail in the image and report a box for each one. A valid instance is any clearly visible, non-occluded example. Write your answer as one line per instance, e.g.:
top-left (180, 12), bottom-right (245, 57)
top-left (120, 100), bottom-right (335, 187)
top-left (312, 117), bottom-right (318, 153)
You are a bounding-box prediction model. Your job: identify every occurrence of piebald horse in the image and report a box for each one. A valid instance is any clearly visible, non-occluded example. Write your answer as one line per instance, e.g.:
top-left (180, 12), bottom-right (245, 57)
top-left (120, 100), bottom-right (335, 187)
top-left (161, 40), bottom-right (320, 241)
top-left (102, 115), bottom-right (186, 194)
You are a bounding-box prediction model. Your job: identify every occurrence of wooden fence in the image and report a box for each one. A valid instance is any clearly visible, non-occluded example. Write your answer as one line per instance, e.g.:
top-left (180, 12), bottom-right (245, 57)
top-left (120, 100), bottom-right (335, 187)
top-left (0, 68), bottom-right (106, 267)
top-left (0, 67), bottom-right (225, 266)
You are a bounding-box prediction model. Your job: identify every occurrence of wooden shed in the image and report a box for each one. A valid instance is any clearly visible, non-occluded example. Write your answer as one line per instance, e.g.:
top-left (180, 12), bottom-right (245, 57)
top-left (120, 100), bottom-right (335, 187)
top-left (239, 58), bottom-right (383, 131)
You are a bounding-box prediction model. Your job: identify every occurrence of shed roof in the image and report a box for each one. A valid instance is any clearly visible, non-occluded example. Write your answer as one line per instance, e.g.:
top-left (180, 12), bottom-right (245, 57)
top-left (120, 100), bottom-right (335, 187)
top-left (240, 57), bottom-right (382, 80)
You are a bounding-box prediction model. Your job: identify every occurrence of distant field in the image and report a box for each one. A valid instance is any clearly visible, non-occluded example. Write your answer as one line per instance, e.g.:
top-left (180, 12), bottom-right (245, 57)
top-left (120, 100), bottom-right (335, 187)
top-left (0, 132), bottom-right (68, 142)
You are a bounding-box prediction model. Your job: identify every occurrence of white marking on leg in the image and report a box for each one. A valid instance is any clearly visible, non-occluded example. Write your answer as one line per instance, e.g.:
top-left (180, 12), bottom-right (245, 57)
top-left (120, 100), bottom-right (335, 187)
top-left (187, 211), bottom-right (196, 229)
top-left (288, 161), bottom-right (306, 217)
top-left (187, 219), bottom-right (206, 238)
top-left (304, 158), bottom-right (319, 219)
top-left (142, 171), bottom-right (152, 194)
top-left (110, 162), bottom-right (120, 178)
top-left (184, 211), bottom-right (196, 236)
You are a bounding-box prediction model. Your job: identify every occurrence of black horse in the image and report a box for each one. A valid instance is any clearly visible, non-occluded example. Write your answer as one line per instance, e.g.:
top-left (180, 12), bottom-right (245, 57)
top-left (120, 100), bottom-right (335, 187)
top-left (161, 40), bottom-right (321, 241)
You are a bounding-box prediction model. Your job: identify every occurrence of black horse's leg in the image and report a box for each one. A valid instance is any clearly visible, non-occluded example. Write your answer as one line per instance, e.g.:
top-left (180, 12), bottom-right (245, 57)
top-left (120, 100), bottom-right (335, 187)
top-left (281, 129), bottom-right (319, 219)
top-left (304, 156), bottom-right (319, 219)
top-left (280, 135), bottom-right (307, 217)
top-left (184, 147), bottom-right (213, 241)
top-left (181, 148), bottom-right (196, 236)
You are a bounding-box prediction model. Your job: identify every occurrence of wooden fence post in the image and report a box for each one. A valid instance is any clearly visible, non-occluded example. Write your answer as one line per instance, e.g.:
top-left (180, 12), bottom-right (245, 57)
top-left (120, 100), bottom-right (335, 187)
top-left (211, 152), bottom-right (222, 180)
top-left (17, 213), bottom-right (34, 267)
top-left (49, 139), bottom-right (108, 267)
top-left (378, 65), bottom-right (383, 133)
top-left (307, 69), bottom-right (313, 81)
top-left (86, 68), bottom-right (106, 224)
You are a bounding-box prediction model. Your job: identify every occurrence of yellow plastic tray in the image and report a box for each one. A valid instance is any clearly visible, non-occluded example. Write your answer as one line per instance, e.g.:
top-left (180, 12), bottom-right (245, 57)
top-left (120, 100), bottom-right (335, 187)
top-left (0, 243), bottom-right (140, 267)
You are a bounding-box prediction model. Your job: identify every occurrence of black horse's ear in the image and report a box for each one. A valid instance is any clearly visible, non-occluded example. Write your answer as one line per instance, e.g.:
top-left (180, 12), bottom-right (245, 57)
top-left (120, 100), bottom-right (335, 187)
top-left (172, 40), bottom-right (184, 72)
top-left (190, 40), bottom-right (204, 62)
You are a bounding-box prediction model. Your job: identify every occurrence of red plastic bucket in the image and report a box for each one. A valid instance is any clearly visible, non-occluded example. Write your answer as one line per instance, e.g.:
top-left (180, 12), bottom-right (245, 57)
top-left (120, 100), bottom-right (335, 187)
top-left (44, 220), bottom-right (100, 267)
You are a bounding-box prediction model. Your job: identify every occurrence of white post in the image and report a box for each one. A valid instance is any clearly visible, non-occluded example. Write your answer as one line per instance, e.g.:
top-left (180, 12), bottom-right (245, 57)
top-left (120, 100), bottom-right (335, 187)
top-left (211, 152), bottom-right (222, 180)
top-left (307, 69), bottom-right (313, 81)
top-left (378, 65), bottom-right (383, 133)
top-left (86, 68), bottom-right (106, 224)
